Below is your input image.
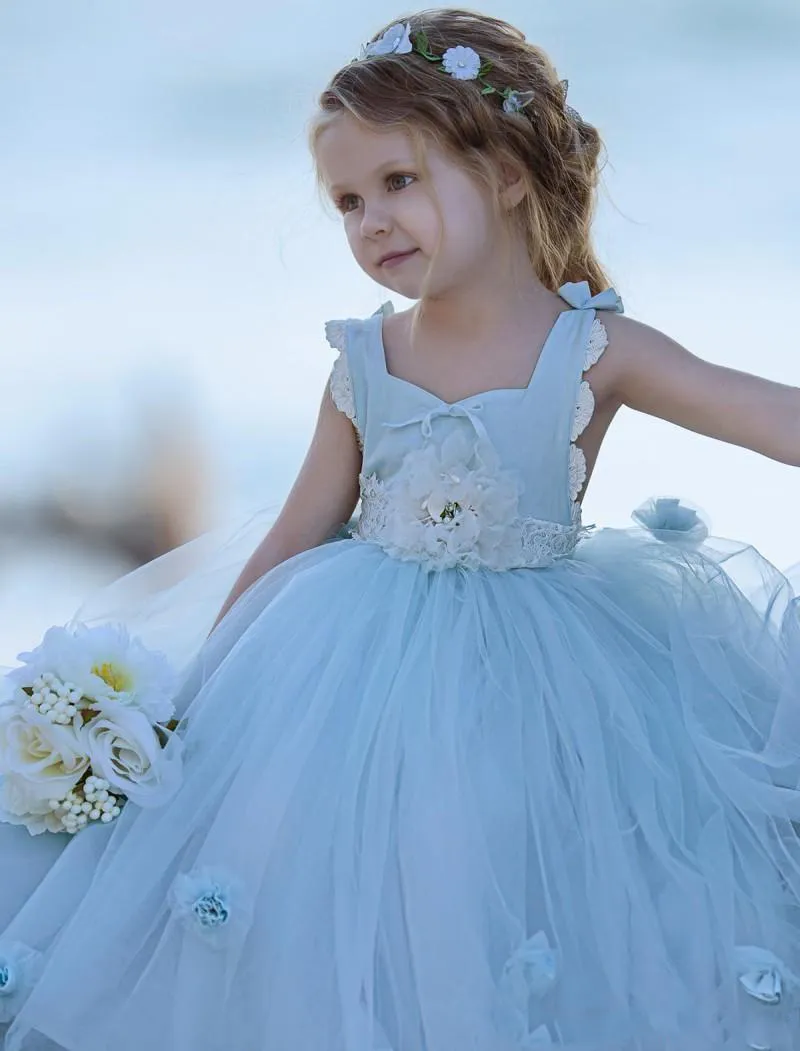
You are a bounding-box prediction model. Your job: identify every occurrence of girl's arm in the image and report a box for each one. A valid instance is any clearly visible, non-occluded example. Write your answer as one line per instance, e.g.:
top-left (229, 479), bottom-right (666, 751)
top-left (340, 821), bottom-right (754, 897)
top-left (210, 384), bottom-right (361, 631)
top-left (599, 315), bottom-right (800, 467)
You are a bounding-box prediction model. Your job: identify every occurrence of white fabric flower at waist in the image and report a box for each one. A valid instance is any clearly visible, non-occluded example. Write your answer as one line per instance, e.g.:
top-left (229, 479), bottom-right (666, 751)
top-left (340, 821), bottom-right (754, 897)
top-left (357, 431), bottom-right (583, 572)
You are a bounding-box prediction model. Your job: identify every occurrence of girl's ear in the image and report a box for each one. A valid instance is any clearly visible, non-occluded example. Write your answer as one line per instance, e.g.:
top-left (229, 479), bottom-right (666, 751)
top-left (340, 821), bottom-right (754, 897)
top-left (498, 161), bottom-right (527, 209)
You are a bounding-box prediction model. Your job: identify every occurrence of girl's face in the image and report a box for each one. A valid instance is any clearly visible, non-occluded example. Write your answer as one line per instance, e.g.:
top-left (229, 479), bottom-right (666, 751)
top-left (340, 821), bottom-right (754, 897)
top-left (316, 113), bottom-right (501, 300)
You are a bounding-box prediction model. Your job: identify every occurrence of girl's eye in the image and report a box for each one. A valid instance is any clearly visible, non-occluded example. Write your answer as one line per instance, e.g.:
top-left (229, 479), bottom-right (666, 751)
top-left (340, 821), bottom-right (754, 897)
top-left (387, 173), bottom-right (415, 192)
top-left (335, 174), bottom-right (414, 214)
top-left (336, 194), bottom-right (360, 214)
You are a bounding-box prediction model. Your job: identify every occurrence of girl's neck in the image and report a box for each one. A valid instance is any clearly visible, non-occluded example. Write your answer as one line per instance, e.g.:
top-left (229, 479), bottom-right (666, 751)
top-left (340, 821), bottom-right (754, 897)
top-left (412, 241), bottom-right (559, 344)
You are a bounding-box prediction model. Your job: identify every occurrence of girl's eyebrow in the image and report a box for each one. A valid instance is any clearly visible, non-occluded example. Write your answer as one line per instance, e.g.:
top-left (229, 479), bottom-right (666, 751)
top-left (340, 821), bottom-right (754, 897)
top-left (328, 159), bottom-right (416, 196)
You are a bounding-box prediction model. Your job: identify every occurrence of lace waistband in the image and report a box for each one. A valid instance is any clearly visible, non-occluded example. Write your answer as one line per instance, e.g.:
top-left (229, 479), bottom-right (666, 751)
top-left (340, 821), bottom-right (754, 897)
top-left (355, 473), bottom-right (585, 573)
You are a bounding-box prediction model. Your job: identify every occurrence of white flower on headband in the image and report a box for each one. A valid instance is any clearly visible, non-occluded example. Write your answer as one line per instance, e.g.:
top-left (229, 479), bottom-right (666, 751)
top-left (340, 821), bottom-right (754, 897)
top-left (362, 22), bottom-right (413, 57)
top-left (355, 27), bottom-right (545, 125)
top-left (441, 45), bottom-right (481, 81)
top-left (502, 90), bottom-right (536, 114)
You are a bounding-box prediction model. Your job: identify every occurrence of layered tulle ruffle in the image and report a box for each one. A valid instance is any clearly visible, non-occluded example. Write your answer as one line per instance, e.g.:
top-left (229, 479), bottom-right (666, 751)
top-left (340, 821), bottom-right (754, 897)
top-left (1, 504), bottom-right (799, 1050)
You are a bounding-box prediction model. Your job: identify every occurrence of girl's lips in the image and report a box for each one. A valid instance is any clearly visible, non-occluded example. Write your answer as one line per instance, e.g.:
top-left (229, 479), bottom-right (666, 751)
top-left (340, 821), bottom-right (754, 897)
top-left (380, 249), bottom-right (418, 268)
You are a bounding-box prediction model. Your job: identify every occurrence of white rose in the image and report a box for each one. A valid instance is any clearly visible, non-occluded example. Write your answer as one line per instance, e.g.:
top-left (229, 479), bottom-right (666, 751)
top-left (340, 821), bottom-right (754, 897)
top-left (85, 707), bottom-right (182, 808)
top-left (0, 774), bottom-right (52, 816)
top-left (0, 776), bottom-right (65, 835)
top-left (0, 705), bottom-right (89, 805)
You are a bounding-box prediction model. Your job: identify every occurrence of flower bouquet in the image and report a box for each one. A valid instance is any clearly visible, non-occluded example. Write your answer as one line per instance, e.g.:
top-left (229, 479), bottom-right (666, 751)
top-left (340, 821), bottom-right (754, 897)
top-left (0, 623), bottom-right (183, 835)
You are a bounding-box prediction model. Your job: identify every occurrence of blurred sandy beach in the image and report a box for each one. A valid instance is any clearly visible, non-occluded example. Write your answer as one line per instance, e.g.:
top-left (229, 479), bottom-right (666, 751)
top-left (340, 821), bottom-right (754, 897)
top-left (1, 0), bottom-right (799, 664)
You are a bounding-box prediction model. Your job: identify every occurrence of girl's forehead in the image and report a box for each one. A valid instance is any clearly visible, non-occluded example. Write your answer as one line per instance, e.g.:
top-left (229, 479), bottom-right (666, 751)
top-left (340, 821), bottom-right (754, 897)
top-left (316, 114), bottom-right (418, 186)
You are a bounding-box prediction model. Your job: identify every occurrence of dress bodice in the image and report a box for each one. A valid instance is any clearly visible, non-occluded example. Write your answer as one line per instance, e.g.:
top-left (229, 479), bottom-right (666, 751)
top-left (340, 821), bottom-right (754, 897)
top-left (326, 281), bottom-right (624, 572)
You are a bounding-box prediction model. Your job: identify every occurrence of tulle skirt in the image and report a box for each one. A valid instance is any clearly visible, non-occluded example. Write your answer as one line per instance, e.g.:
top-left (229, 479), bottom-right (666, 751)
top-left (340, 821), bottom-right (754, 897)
top-left (1, 510), bottom-right (800, 1051)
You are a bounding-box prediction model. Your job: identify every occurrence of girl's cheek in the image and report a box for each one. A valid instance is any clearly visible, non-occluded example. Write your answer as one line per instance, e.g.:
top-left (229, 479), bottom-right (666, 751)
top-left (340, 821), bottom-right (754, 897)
top-left (403, 200), bottom-right (438, 241)
top-left (344, 220), bottom-right (363, 253)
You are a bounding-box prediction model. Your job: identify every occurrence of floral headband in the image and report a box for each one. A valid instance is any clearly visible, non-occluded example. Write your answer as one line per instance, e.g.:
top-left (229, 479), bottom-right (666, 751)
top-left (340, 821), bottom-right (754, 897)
top-left (358, 21), bottom-right (582, 125)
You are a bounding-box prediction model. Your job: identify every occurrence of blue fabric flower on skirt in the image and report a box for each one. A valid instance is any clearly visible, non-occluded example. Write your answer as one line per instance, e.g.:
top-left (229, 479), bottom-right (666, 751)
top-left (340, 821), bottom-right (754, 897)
top-left (494, 931), bottom-right (559, 1045)
top-left (169, 866), bottom-right (249, 950)
top-left (0, 941), bottom-right (43, 1023)
top-left (631, 497), bottom-right (710, 546)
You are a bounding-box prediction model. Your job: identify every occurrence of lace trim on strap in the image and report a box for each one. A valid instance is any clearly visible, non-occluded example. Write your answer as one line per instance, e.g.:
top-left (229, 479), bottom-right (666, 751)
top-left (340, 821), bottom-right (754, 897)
top-left (329, 353), bottom-right (357, 424)
top-left (584, 316), bottom-right (609, 369)
top-left (568, 317), bottom-right (608, 503)
top-left (568, 443), bottom-right (588, 504)
top-left (324, 318), bottom-right (362, 448)
top-left (324, 318), bottom-right (347, 354)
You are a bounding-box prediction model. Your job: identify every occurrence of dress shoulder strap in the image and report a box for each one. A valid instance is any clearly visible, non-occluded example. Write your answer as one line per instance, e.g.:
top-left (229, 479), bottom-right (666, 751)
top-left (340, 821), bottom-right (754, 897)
top-left (323, 303), bottom-right (394, 447)
top-left (555, 282), bottom-right (623, 513)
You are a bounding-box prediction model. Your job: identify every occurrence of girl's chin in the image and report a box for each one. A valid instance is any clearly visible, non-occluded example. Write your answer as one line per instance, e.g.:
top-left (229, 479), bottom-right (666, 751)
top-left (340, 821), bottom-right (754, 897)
top-left (368, 258), bottom-right (432, 297)
top-left (375, 274), bottom-right (424, 299)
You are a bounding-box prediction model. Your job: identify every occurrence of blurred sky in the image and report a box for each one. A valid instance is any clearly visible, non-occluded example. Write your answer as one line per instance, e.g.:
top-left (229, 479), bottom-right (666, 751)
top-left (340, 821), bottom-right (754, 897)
top-left (1, 0), bottom-right (799, 661)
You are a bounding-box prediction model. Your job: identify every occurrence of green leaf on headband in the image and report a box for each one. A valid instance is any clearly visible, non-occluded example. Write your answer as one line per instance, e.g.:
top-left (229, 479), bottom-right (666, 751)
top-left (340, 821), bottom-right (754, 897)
top-left (481, 85), bottom-right (496, 95)
top-left (412, 29), bottom-right (438, 61)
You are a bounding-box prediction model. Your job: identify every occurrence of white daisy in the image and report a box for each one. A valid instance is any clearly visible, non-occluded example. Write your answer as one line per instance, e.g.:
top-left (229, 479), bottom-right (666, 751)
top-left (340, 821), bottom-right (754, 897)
top-left (441, 45), bottom-right (481, 80)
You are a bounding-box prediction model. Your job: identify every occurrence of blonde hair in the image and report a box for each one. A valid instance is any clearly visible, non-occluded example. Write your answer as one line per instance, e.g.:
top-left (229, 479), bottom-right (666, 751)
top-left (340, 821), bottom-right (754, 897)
top-left (309, 8), bottom-right (612, 295)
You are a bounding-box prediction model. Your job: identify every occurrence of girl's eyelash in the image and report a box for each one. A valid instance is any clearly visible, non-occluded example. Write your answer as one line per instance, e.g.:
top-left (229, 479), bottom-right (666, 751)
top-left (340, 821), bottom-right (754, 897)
top-left (335, 173), bottom-right (416, 213)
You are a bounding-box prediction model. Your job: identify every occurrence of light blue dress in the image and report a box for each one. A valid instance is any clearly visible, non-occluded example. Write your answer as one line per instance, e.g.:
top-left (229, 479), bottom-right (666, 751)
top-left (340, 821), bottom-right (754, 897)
top-left (1, 281), bottom-right (800, 1051)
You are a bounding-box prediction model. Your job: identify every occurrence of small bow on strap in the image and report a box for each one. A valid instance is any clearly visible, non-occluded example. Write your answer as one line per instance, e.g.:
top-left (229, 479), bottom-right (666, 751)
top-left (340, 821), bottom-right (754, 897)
top-left (559, 280), bottom-right (624, 313)
top-left (385, 401), bottom-right (489, 445)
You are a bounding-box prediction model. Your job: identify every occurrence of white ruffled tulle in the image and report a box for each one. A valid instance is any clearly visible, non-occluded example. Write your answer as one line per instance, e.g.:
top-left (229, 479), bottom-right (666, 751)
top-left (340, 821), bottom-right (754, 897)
top-left (0, 504), bottom-right (799, 1050)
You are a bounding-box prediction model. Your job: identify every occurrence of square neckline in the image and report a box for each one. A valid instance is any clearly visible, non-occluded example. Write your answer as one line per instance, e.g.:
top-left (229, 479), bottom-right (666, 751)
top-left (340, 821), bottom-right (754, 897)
top-left (374, 304), bottom-right (573, 409)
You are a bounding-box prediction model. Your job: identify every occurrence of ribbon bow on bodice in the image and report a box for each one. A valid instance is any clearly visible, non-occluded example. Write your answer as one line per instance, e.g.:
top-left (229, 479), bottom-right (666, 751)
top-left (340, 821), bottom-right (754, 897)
top-left (384, 401), bottom-right (489, 444)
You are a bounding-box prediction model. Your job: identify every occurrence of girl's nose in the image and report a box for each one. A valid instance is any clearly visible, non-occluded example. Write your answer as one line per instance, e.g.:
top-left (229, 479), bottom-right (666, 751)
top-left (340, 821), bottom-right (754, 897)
top-left (360, 202), bottom-right (391, 239)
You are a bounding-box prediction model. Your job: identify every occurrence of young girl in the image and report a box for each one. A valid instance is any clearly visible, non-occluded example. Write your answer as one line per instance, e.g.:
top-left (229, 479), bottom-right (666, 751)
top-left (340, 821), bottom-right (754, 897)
top-left (1, 8), bottom-right (800, 1050)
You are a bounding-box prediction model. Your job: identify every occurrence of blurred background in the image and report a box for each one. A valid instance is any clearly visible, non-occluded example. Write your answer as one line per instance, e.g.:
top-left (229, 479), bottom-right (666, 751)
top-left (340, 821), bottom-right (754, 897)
top-left (1, 0), bottom-right (798, 665)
